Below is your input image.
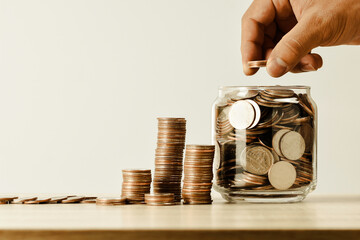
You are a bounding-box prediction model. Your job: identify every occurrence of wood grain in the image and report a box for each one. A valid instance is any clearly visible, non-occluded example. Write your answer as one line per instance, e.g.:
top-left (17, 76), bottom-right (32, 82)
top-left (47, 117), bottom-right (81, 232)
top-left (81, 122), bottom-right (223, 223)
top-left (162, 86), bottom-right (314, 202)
top-left (0, 195), bottom-right (359, 239)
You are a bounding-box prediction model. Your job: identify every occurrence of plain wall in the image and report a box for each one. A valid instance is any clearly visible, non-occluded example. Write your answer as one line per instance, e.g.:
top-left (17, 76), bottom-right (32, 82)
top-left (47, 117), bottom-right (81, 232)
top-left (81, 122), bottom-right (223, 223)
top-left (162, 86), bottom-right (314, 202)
top-left (0, 0), bottom-right (359, 194)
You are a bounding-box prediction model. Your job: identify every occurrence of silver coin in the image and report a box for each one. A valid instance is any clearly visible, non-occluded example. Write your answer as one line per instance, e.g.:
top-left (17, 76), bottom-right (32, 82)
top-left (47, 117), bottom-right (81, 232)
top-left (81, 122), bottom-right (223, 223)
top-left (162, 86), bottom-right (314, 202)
top-left (240, 145), bottom-right (274, 175)
top-left (271, 149), bottom-right (280, 163)
top-left (272, 129), bottom-right (291, 157)
top-left (268, 161), bottom-right (296, 190)
top-left (280, 131), bottom-right (305, 160)
top-left (247, 100), bottom-right (261, 129)
top-left (228, 100), bottom-right (255, 130)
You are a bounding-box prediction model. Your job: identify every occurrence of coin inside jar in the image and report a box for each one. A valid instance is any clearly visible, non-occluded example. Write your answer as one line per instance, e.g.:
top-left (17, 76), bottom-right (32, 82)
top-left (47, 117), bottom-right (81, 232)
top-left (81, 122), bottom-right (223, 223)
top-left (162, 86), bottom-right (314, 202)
top-left (272, 129), bottom-right (291, 157)
top-left (240, 145), bottom-right (274, 175)
top-left (268, 161), bottom-right (296, 190)
top-left (229, 100), bottom-right (256, 130)
top-left (280, 131), bottom-right (306, 160)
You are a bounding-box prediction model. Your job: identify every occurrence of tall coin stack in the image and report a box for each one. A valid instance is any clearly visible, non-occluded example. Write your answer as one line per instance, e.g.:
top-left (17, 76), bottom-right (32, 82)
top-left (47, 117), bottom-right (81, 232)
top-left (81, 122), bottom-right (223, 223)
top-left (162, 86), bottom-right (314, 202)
top-left (153, 117), bottom-right (186, 203)
top-left (182, 145), bottom-right (215, 204)
top-left (121, 169), bottom-right (151, 204)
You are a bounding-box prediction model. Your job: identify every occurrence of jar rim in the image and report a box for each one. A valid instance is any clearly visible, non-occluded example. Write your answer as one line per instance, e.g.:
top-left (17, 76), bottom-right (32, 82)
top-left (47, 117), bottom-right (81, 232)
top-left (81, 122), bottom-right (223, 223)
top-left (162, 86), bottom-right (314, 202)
top-left (219, 85), bottom-right (310, 90)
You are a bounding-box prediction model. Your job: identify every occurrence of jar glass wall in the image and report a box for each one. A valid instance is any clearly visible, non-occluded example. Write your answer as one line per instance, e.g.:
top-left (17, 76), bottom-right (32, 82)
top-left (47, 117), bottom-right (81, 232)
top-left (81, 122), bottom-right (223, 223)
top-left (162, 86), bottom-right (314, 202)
top-left (212, 86), bottom-right (317, 203)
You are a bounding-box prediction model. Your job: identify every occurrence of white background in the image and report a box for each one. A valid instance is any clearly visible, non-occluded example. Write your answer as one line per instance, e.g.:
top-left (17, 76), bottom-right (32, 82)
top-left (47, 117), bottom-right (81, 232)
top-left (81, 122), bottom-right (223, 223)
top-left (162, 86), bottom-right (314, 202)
top-left (0, 0), bottom-right (359, 194)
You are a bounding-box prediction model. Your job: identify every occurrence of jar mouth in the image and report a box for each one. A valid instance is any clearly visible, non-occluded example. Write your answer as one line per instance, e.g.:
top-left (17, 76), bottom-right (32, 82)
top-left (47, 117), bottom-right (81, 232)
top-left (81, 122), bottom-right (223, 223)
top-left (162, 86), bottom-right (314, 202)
top-left (219, 85), bottom-right (310, 91)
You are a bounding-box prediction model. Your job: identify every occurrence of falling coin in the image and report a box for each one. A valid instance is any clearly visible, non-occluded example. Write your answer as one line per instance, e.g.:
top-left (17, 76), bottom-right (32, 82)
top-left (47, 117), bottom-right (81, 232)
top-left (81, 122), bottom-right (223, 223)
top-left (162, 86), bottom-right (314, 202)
top-left (268, 161), bottom-right (296, 190)
top-left (248, 60), bottom-right (267, 68)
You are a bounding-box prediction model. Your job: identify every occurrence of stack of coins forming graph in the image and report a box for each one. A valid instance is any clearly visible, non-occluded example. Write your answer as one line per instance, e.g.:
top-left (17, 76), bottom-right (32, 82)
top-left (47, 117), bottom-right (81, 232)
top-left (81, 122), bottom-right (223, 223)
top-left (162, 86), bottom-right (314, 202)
top-left (153, 118), bottom-right (186, 203)
top-left (182, 145), bottom-right (215, 204)
top-left (121, 169), bottom-right (152, 203)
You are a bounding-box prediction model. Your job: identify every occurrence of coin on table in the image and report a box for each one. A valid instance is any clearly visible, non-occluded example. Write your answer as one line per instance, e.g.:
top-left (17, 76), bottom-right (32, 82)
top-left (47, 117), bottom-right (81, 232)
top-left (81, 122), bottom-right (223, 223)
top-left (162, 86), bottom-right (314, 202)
top-left (272, 129), bottom-right (291, 157)
top-left (268, 161), bottom-right (296, 190)
top-left (61, 196), bottom-right (85, 203)
top-left (228, 100), bottom-right (255, 130)
top-left (248, 60), bottom-right (267, 68)
top-left (13, 197), bottom-right (38, 204)
top-left (24, 198), bottom-right (51, 204)
top-left (240, 145), bottom-right (274, 175)
top-left (49, 196), bottom-right (68, 203)
top-left (96, 197), bottom-right (127, 206)
top-left (0, 196), bottom-right (18, 202)
top-left (81, 198), bottom-right (97, 204)
top-left (280, 131), bottom-right (305, 160)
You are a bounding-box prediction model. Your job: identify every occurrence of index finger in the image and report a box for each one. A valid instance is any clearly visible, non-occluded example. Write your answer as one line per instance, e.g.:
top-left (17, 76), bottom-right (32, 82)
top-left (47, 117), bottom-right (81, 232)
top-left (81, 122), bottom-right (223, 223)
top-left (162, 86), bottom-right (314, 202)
top-left (241, 0), bottom-right (275, 75)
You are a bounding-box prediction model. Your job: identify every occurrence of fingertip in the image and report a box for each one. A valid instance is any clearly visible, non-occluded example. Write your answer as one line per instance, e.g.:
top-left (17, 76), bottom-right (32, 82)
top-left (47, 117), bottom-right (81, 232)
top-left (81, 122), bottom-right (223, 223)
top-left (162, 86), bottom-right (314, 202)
top-left (243, 63), bottom-right (259, 76)
top-left (266, 57), bottom-right (288, 78)
top-left (312, 53), bottom-right (323, 69)
top-left (290, 53), bottom-right (323, 73)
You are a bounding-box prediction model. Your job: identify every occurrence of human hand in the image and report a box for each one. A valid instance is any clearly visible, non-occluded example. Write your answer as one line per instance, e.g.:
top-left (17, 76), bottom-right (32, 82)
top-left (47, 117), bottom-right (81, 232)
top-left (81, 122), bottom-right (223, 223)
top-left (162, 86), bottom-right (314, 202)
top-left (241, 0), bottom-right (360, 77)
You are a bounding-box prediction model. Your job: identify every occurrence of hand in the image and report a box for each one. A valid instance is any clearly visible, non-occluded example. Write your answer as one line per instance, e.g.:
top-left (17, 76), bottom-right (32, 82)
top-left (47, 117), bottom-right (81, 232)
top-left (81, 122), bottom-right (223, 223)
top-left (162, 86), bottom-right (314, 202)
top-left (241, 0), bottom-right (360, 77)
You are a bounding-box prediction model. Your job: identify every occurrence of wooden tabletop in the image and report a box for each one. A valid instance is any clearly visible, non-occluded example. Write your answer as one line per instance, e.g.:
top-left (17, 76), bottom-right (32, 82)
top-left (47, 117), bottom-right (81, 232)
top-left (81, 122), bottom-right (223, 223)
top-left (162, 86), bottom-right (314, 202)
top-left (0, 195), bottom-right (359, 240)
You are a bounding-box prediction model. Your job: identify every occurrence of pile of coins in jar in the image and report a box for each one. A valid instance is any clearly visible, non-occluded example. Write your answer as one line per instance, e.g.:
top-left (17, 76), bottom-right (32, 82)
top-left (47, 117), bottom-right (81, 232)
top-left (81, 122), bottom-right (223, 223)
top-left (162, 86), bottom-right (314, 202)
top-left (215, 88), bottom-right (315, 191)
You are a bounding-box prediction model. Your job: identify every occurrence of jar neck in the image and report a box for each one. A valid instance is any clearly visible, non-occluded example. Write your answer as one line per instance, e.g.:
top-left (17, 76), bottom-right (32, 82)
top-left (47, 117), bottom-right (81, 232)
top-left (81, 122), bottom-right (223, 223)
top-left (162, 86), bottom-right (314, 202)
top-left (218, 86), bottom-right (311, 97)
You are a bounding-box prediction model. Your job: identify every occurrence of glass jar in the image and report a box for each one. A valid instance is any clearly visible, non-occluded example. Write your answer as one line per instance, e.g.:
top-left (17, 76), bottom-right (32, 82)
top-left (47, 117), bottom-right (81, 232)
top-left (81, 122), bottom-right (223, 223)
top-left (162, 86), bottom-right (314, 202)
top-left (212, 86), bottom-right (317, 203)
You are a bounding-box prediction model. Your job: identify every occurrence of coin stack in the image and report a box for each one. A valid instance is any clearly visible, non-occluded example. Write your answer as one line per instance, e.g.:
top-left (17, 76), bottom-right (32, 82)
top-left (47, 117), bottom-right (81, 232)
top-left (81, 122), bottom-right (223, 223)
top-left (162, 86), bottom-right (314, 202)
top-left (182, 145), bottom-right (215, 204)
top-left (121, 169), bottom-right (152, 204)
top-left (145, 193), bottom-right (175, 206)
top-left (96, 197), bottom-right (127, 206)
top-left (153, 117), bottom-right (186, 203)
top-left (215, 88), bottom-right (315, 191)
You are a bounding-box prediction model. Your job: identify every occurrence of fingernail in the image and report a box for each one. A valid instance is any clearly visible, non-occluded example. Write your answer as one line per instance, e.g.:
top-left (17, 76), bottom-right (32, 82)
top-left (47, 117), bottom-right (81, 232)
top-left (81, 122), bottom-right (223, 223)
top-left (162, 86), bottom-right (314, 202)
top-left (267, 57), bottom-right (288, 77)
top-left (301, 64), bottom-right (316, 72)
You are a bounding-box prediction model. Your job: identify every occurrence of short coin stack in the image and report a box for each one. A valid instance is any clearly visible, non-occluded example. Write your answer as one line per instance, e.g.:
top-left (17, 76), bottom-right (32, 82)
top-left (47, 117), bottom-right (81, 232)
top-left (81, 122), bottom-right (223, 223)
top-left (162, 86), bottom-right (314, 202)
top-left (145, 193), bottom-right (175, 206)
top-left (182, 145), bottom-right (215, 204)
top-left (153, 117), bottom-right (186, 203)
top-left (121, 169), bottom-right (152, 204)
top-left (96, 197), bottom-right (127, 206)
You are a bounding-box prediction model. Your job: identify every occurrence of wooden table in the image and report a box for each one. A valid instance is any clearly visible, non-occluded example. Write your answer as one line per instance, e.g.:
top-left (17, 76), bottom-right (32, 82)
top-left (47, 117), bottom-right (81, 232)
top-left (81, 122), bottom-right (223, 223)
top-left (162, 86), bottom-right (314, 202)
top-left (0, 195), bottom-right (359, 240)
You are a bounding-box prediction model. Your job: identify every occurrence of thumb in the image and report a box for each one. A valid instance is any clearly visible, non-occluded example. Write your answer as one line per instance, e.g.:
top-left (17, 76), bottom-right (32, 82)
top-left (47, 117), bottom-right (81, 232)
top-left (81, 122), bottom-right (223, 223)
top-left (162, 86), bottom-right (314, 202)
top-left (267, 16), bottom-right (322, 77)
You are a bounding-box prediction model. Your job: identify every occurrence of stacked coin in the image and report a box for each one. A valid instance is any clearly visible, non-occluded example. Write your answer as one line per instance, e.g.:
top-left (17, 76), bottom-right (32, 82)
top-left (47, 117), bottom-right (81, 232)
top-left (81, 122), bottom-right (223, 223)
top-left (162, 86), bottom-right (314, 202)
top-left (153, 117), bottom-right (186, 203)
top-left (145, 193), bottom-right (175, 206)
top-left (182, 145), bottom-right (215, 204)
top-left (121, 169), bottom-right (152, 204)
top-left (96, 197), bottom-right (127, 206)
top-left (215, 88), bottom-right (315, 191)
